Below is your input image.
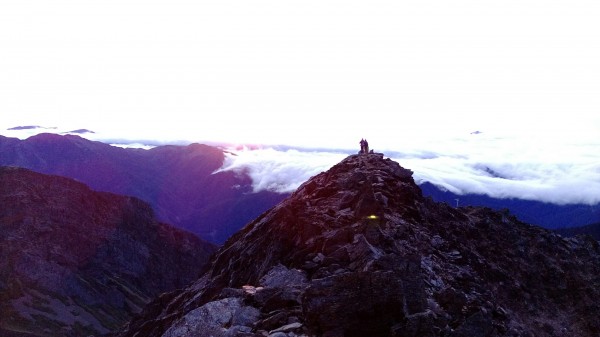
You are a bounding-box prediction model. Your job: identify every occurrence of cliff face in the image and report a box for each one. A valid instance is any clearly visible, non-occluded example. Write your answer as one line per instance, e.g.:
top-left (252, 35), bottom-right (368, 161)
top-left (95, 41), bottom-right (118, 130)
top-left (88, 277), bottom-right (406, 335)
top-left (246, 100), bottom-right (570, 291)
top-left (0, 134), bottom-right (285, 242)
top-left (118, 154), bottom-right (600, 337)
top-left (0, 167), bottom-right (216, 337)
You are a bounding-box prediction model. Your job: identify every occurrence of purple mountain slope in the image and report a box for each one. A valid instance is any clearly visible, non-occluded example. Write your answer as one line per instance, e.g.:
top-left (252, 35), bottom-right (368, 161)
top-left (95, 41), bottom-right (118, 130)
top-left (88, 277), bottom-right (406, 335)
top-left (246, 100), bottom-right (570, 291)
top-left (0, 167), bottom-right (216, 336)
top-left (0, 134), bottom-right (285, 243)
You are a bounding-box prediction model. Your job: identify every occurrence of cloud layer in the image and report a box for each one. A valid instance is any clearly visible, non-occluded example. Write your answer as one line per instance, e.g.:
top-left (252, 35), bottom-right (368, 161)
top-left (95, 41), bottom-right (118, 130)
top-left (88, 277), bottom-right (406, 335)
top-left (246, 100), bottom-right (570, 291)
top-left (4, 126), bottom-right (599, 205)
top-left (218, 134), bottom-right (600, 206)
top-left (217, 148), bottom-right (348, 193)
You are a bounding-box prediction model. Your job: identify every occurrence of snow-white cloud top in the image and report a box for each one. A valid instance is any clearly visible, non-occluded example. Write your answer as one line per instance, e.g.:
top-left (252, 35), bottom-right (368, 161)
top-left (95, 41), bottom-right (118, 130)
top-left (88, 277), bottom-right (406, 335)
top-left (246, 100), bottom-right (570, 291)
top-left (216, 147), bottom-right (348, 193)
top-left (4, 125), bottom-right (599, 205)
top-left (219, 133), bottom-right (600, 206)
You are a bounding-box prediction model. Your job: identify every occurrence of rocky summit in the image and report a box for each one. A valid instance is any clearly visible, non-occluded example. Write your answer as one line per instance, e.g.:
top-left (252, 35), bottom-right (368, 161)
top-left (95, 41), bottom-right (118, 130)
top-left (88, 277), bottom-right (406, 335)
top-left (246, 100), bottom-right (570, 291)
top-left (117, 154), bottom-right (600, 337)
top-left (0, 167), bottom-right (216, 337)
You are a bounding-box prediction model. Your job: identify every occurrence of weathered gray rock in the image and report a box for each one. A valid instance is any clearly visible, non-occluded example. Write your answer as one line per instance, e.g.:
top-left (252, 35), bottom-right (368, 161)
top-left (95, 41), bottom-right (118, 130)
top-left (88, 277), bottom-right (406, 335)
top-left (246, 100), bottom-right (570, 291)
top-left (268, 332), bottom-right (287, 337)
top-left (0, 167), bottom-right (216, 337)
top-left (270, 322), bottom-right (303, 334)
top-left (162, 298), bottom-right (260, 337)
top-left (260, 264), bottom-right (308, 288)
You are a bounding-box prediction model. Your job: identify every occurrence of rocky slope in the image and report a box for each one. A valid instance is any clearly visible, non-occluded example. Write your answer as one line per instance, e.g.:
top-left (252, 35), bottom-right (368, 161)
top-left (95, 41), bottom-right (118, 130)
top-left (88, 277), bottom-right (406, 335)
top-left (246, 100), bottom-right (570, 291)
top-left (0, 133), bottom-right (285, 243)
top-left (0, 167), bottom-right (216, 336)
top-left (116, 154), bottom-right (600, 337)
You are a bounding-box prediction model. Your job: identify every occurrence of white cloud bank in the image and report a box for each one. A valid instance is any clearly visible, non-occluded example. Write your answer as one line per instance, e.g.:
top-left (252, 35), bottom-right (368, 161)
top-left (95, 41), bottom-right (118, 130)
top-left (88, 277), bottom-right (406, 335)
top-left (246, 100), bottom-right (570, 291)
top-left (4, 126), bottom-right (599, 205)
top-left (218, 133), bottom-right (600, 206)
top-left (217, 147), bottom-right (348, 193)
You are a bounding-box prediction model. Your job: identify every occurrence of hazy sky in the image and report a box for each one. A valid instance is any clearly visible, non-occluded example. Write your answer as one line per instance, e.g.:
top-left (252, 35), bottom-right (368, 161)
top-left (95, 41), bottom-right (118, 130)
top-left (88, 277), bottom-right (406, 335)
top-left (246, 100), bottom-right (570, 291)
top-left (2, 0), bottom-right (599, 148)
top-left (2, 1), bottom-right (599, 205)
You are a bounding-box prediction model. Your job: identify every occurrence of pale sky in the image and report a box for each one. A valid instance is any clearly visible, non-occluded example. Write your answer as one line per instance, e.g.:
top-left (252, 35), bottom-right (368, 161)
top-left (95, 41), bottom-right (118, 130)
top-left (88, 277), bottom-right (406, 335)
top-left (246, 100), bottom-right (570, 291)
top-left (1, 0), bottom-right (599, 149)
top-left (1, 0), bottom-right (600, 206)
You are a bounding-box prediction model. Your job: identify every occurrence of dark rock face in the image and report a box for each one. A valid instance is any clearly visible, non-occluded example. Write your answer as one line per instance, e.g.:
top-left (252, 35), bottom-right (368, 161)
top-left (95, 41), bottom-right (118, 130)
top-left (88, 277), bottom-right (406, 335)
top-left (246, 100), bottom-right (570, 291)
top-left (0, 167), bottom-right (216, 336)
top-left (0, 133), bottom-right (286, 243)
top-left (117, 154), bottom-right (600, 337)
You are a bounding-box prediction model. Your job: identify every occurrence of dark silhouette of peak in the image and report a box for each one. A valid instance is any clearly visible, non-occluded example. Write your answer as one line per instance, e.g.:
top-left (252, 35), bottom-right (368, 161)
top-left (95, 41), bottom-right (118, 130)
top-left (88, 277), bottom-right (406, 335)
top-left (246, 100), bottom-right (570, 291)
top-left (27, 132), bottom-right (84, 142)
top-left (555, 222), bottom-right (600, 241)
top-left (0, 134), bottom-right (286, 243)
top-left (420, 182), bottom-right (600, 229)
top-left (0, 167), bottom-right (216, 336)
top-left (117, 154), bottom-right (600, 337)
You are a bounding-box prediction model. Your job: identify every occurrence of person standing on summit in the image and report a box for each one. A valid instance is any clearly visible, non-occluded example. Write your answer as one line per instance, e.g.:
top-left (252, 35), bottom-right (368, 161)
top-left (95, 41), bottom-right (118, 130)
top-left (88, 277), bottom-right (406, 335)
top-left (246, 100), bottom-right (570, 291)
top-left (359, 139), bottom-right (370, 154)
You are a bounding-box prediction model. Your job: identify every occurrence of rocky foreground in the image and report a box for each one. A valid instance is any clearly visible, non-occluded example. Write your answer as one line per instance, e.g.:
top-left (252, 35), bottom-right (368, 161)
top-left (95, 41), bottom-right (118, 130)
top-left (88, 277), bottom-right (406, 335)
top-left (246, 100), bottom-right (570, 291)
top-left (117, 154), bottom-right (600, 337)
top-left (0, 167), bottom-right (216, 336)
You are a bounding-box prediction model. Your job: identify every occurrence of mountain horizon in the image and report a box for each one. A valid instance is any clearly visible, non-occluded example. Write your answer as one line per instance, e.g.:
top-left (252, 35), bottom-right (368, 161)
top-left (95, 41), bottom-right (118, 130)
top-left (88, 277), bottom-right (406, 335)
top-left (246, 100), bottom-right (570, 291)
top-left (1, 133), bottom-right (597, 244)
top-left (0, 133), bottom-right (286, 243)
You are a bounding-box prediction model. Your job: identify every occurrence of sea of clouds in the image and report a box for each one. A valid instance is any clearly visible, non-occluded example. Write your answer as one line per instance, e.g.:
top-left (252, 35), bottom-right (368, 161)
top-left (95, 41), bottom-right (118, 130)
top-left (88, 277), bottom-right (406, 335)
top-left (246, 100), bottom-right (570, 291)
top-left (3, 126), bottom-right (599, 206)
top-left (217, 134), bottom-right (600, 206)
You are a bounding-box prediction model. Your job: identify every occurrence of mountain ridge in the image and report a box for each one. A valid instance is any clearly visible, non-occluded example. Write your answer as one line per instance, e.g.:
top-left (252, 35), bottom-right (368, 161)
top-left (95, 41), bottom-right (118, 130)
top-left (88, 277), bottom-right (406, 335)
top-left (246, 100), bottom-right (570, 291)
top-left (420, 182), bottom-right (599, 229)
top-left (116, 154), bottom-right (600, 337)
top-left (0, 167), bottom-right (217, 336)
top-left (555, 222), bottom-right (600, 241)
top-left (0, 133), bottom-right (285, 243)
top-left (2, 133), bottom-right (597, 242)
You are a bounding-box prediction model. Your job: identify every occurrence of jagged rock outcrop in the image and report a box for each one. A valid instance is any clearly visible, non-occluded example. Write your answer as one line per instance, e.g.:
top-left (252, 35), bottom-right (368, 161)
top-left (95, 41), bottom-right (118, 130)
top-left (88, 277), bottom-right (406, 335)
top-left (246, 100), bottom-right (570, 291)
top-left (0, 167), bottom-right (217, 336)
top-left (116, 154), bottom-right (600, 337)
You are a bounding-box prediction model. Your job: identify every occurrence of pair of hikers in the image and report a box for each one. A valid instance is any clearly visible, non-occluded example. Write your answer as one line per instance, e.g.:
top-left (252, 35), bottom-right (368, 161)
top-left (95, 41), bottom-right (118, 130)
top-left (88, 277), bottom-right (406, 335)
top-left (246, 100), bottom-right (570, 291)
top-left (359, 138), bottom-right (369, 154)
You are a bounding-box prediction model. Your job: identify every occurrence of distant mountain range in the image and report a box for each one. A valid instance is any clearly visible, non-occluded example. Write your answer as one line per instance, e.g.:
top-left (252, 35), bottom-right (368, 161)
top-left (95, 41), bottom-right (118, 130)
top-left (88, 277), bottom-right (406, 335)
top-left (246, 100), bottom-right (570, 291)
top-left (420, 182), bottom-right (599, 230)
top-left (0, 133), bottom-right (285, 243)
top-left (0, 167), bottom-right (216, 336)
top-left (1, 133), bottom-right (597, 245)
top-left (555, 222), bottom-right (600, 241)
